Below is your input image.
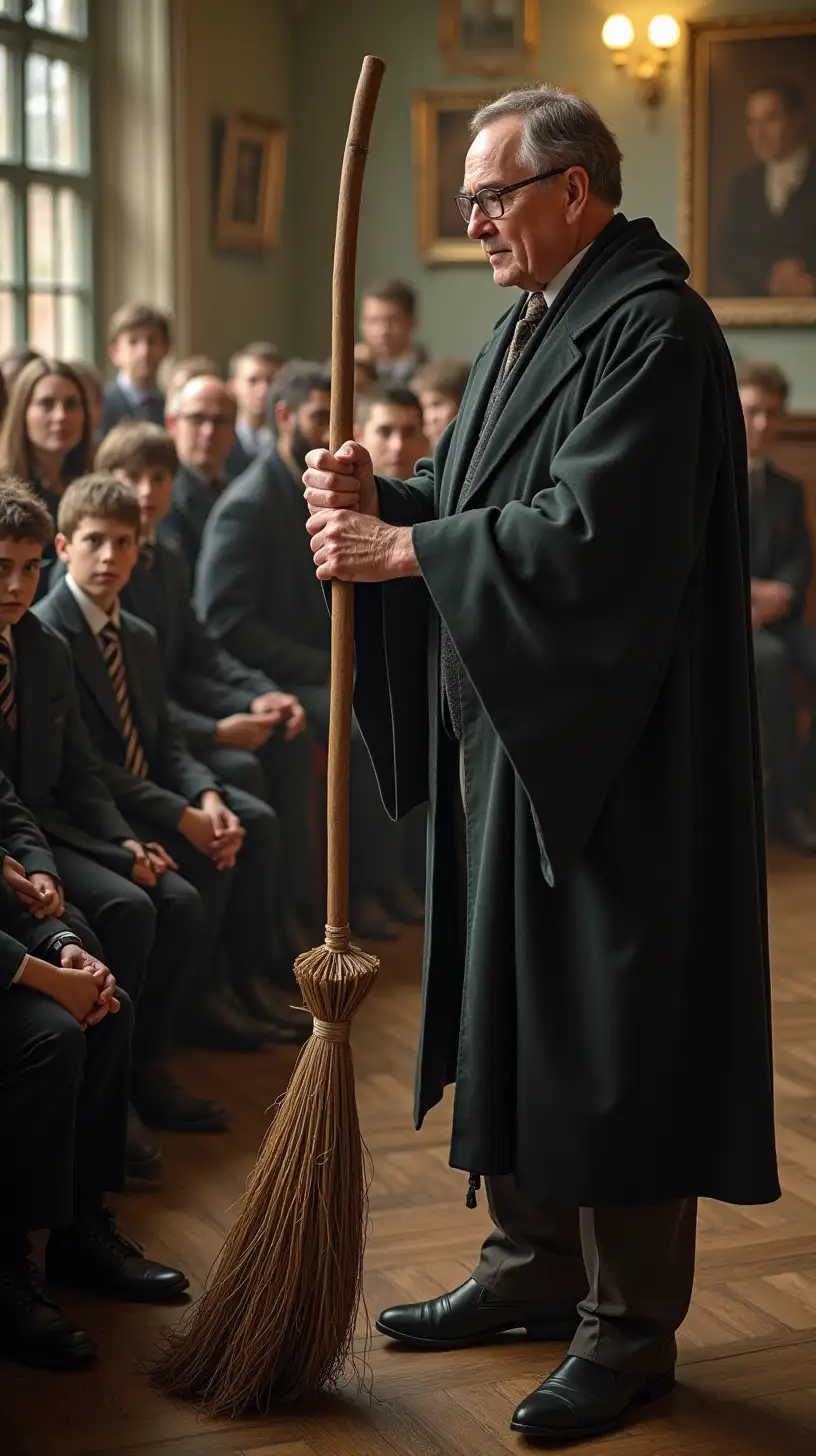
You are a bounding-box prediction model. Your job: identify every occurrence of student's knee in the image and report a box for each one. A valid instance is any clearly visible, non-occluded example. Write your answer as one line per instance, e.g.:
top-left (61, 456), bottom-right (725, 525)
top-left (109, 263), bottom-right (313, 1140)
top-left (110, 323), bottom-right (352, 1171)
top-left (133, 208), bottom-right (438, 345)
top-left (157, 871), bottom-right (204, 941)
top-left (39, 1005), bottom-right (87, 1091)
top-left (216, 747), bottom-right (267, 800)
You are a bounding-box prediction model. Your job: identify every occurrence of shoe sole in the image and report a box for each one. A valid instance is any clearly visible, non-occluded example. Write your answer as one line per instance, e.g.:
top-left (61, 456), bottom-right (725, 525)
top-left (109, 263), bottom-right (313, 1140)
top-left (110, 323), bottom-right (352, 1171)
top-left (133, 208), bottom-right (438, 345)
top-left (46, 1274), bottom-right (190, 1304)
top-left (509, 1370), bottom-right (676, 1441)
top-left (375, 1319), bottom-right (580, 1350)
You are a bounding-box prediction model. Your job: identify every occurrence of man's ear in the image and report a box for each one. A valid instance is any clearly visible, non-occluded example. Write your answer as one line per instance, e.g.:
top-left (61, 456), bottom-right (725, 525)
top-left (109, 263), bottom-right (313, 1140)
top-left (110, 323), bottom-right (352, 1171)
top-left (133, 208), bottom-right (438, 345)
top-left (54, 532), bottom-right (70, 563)
top-left (274, 400), bottom-right (291, 432)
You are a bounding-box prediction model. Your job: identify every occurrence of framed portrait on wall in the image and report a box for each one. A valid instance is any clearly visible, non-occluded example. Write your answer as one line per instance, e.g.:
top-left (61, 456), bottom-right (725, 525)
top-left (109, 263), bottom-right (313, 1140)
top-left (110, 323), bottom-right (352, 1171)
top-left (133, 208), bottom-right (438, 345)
top-left (439, 0), bottom-right (538, 77)
top-left (214, 113), bottom-right (287, 253)
top-left (685, 15), bottom-right (816, 324)
top-left (413, 88), bottom-right (498, 263)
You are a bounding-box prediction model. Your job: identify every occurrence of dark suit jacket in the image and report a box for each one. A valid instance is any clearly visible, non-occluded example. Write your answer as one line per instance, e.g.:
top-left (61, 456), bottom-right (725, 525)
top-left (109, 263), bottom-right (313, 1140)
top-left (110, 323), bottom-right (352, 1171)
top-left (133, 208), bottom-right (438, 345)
top-left (750, 464), bottom-right (813, 619)
top-left (0, 776), bottom-right (84, 987)
top-left (100, 382), bottom-right (166, 438)
top-left (158, 466), bottom-right (225, 583)
top-left (194, 448), bottom-right (331, 687)
top-left (121, 541), bottom-right (276, 757)
top-left (225, 436), bottom-right (255, 484)
top-left (0, 614), bottom-right (135, 877)
top-left (35, 581), bottom-right (218, 835)
top-left (718, 157), bottom-right (816, 297)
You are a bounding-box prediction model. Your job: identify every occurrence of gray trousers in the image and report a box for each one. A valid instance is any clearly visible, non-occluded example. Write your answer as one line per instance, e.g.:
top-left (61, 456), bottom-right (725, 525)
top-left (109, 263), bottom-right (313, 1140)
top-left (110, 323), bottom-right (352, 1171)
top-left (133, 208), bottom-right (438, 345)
top-left (473, 1176), bottom-right (697, 1374)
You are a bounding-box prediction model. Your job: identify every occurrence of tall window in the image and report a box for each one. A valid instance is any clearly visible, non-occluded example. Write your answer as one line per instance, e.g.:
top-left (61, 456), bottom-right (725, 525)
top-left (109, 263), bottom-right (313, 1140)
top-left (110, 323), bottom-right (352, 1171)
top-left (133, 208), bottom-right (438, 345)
top-left (0, 0), bottom-right (92, 358)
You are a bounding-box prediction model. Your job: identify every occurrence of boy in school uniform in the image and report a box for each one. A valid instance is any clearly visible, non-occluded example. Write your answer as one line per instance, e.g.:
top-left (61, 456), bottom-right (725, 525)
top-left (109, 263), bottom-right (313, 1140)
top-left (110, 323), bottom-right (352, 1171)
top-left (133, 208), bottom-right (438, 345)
top-left (95, 421), bottom-right (318, 962)
top-left (36, 474), bottom-right (305, 1048)
top-left (0, 850), bottom-right (188, 1372)
top-left (0, 479), bottom-right (225, 1139)
top-left (100, 303), bottom-right (171, 438)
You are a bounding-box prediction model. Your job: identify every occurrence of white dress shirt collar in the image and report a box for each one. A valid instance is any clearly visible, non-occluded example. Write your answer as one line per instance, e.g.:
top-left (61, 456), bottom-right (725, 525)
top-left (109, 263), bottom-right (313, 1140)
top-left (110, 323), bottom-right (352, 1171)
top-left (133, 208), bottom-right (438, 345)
top-left (765, 146), bottom-right (811, 216)
top-left (64, 572), bottom-right (121, 642)
top-left (543, 244), bottom-right (591, 308)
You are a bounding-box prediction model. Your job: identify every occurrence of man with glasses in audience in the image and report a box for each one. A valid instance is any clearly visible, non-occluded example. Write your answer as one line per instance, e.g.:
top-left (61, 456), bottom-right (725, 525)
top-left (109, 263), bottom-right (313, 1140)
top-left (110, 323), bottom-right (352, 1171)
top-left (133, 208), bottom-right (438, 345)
top-left (162, 375), bottom-right (237, 581)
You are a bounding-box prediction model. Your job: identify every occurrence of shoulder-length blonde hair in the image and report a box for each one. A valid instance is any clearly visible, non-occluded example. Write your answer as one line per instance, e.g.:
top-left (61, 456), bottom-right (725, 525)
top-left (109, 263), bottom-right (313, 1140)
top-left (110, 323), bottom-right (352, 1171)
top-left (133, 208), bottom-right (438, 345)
top-left (0, 356), bottom-right (93, 486)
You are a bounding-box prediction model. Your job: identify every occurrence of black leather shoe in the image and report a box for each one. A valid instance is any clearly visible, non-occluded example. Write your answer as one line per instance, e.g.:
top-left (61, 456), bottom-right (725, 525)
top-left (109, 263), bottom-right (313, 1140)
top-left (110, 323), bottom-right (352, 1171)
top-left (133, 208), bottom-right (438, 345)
top-left (376, 1278), bottom-right (579, 1349)
top-left (0, 1257), bottom-right (96, 1369)
top-left (233, 976), bottom-right (310, 1040)
top-left (131, 1065), bottom-right (229, 1133)
top-left (126, 1104), bottom-right (163, 1185)
top-left (350, 895), bottom-right (400, 940)
top-left (176, 990), bottom-right (271, 1051)
top-left (46, 1209), bottom-right (189, 1304)
top-left (510, 1355), bottom-right (675, 1442)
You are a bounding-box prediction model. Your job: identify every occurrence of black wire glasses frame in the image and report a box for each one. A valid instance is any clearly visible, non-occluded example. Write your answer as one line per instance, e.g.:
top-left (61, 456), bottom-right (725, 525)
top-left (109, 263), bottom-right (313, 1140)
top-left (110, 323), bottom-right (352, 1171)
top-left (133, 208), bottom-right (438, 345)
top-left (454, 167), bottom-right (568, 224)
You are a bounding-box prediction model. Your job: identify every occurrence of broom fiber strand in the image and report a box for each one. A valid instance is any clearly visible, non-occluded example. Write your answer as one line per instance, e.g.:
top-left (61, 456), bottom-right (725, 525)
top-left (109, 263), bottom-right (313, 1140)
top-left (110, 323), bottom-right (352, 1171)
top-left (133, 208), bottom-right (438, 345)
top-left (151, 937), bottom-right (379, 1416)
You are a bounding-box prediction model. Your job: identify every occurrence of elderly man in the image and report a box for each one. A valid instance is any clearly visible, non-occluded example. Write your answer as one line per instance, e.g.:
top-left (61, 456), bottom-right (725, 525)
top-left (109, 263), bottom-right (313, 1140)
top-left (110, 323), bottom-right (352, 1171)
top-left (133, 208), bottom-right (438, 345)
top-left (161, 374), bottom-right (238, 580)
top-left (304, 87), bottom-right (779, 1443)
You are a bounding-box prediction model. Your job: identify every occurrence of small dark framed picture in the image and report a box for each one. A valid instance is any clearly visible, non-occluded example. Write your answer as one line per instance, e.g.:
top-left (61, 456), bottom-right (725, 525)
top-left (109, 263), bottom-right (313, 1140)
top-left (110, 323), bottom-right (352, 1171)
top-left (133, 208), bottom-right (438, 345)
top-left (684, 14), bottom-right (816, 324)
top-left (439, 0), bottom-right (538, 76)
top-left (413, 88), bottom-right (499, 263)
top-left (214, 113), bottom-right (287, 253)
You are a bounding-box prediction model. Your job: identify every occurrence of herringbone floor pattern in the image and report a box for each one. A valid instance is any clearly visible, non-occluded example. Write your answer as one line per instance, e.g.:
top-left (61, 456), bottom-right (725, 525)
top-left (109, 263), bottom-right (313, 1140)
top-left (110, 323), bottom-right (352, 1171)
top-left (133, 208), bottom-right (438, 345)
top-left (2, 848), bottom-right (816, 1454)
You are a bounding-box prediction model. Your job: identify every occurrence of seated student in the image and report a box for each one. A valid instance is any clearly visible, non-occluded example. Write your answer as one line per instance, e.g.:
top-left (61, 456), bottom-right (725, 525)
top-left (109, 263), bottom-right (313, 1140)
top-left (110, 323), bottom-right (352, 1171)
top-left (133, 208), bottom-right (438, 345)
top-left (354, 385), bottom-right (429, 481)
top-left (0, 479), bottom-right (225, 1139)
top-left (36, 474), bottom-right (304, 1046)
top-left (162, 373), bottom-right (236, 581)
top-left (352, 345), bottom-right (377, 395)
top-left (100, 303), bottom-right (171, 437)
top-left (195, 360), bottom-right (415, 939)
top-left (359, 279), bottom-right (428, 385)
top-left (95, 421), bottom-right (317, 970)
top-left (410, 358), bottom-right (471, 450)
top-left (225, 341), bottom-right (281, 482)
top-left (738, 362), bottom-right (816, 851)
top-left (0, 859), bottom-right (188, 1372)
top-left (0, 357), bottom-right (94, 595)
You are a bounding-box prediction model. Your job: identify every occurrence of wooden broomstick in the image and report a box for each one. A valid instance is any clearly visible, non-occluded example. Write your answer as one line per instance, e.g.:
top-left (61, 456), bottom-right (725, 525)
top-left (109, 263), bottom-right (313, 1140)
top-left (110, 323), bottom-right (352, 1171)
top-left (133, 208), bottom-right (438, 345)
top-left (151, 55), bottom-right (386, 1417)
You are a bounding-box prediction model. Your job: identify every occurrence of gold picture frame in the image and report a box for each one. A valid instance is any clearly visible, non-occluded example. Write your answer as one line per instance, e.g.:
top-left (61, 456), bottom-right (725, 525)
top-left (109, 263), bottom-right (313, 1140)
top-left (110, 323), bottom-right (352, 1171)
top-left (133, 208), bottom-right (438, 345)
top-left (440, 0), bottom-right (539, 77)
top-left (214, 113), bottom-right (287, 253)
top-left (684, 14), bottom-right (816, 325)
top-left (413, 88), bottom-right (498, 264)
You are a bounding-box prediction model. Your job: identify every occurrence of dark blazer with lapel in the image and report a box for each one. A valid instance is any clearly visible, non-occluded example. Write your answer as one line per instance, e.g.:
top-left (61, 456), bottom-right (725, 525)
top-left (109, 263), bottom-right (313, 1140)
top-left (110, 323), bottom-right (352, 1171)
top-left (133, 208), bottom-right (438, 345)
top-left (100, 382), bottom-right (166, 438)
top-left (194, 448), bottom-right (331, 687)
top-left (0, 613), bottom-right (135, 876)
top-left (750, 464), bottom-right (813, 618)
top-left (121, 541), bottom-right (275, 757)
top-left (158, 466), bottom-right (224, 583)
top-left (225, 436), bottom-right (255, 484)
top-left (718, 157), bottom-right (816, 297)
top-left (35, 581), bottom-right (218, 835)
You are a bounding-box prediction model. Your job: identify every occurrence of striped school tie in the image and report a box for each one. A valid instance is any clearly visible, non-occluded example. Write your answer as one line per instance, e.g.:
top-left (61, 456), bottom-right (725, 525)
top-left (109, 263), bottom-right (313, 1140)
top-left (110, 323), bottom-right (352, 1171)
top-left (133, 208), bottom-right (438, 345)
top-left (98, 622), bottom-right (148, 778)
top-left (0, 636), bottom-right (16, 732)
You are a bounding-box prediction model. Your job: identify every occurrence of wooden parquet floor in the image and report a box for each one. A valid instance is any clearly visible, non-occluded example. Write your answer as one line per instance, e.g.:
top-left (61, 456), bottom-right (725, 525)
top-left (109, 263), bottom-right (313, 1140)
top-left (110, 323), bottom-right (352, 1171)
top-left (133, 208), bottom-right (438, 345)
top-left (3, 848), bottom-right (816, 1455)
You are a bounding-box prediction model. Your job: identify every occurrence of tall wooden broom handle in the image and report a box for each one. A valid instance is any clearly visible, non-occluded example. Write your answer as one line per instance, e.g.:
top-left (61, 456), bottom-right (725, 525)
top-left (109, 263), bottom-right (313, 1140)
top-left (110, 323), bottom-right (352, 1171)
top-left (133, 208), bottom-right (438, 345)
top-left (326, 56), bottom-right (386, 938)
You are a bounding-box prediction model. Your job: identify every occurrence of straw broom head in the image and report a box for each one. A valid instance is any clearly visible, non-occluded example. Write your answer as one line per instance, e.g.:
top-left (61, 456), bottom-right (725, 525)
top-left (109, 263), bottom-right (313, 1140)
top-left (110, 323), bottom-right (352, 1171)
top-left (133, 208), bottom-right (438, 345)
top-left (151, 54), bottom-right (387, 1417)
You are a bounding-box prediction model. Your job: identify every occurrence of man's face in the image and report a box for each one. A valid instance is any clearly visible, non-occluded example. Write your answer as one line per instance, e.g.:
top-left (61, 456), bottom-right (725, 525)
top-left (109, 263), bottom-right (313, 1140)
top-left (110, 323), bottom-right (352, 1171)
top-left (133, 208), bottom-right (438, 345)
top-left (360, 298), bottom-right (415, 360)
top-left (113, 465), bottom-right (174, 530)
top-left (230, 356), bottom-right (278, 428)
top-left (167, 376), bottom-right (236, 478)
top-left (463, 117), bottom-right (581, 292)
top-left (56, 516), bottom-right (140, 605)
top-left (0, 537), bottom-right (44, 624)
top-left (745, 91), bottom-right (804, 164)
top-left (278, 389), bottom-right (331, 472)
top-left (357, 403), bottom-right (426, 478)
top-left (419, 389), bottom-right (459, 450)
top-left (740, 384), bottom-right (786, 459)
top-left (109, 326), bottom-right (168, 389)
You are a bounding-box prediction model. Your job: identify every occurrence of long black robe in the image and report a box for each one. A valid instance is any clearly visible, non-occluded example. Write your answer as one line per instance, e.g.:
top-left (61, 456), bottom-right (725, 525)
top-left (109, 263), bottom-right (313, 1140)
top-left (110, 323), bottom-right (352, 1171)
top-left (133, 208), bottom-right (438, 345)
top-left (351, 216), bottom-right (780, 1209)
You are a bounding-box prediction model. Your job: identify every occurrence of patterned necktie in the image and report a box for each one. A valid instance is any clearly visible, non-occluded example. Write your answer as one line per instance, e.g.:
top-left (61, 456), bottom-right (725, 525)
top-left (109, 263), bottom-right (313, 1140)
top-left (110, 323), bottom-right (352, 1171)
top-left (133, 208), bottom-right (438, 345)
top-left (139, 541), bottom-right (155, 571)
top-left (99, 622), bottom-right (148, 778)
top-left (0, 636), bottom-right (17, 732)
top-left (503, 291), bottom-right (548, 377)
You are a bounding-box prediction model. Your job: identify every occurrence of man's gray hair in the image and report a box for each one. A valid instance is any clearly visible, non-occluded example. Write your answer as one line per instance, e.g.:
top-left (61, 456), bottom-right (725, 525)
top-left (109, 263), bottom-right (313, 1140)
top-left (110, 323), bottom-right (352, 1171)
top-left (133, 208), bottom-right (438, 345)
top-left (470, 86), bottom-right (623, 207)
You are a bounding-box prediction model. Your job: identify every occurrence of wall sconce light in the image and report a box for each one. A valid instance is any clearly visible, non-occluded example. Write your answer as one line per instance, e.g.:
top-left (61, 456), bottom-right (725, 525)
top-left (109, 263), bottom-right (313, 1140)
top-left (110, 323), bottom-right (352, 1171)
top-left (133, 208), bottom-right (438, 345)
top-left (602, 14), bottom-right (681, 107)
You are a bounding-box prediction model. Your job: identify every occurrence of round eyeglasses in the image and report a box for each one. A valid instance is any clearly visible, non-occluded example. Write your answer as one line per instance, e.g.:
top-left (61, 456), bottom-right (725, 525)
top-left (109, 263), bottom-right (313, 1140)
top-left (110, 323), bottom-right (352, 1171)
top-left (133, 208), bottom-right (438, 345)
top-left (454, 167), bottom-right (568, 224)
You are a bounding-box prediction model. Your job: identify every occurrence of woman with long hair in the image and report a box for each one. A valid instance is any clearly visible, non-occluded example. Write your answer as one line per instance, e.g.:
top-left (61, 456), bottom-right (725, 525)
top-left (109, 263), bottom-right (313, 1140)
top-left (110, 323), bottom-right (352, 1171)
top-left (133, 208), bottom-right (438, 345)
top-left (0, 357), bottom-right (93, 593)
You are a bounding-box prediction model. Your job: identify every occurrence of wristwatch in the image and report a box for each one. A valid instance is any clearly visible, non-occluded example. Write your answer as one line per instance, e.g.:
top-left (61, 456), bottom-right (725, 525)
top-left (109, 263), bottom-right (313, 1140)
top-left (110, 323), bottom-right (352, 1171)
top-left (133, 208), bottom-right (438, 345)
top-left (45, 930), bottom-right (83, 962)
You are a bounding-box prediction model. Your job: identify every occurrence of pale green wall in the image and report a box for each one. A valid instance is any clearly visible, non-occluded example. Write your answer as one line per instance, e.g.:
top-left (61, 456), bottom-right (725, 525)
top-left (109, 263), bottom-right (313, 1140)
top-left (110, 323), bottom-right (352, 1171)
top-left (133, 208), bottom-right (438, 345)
top-left (178, 0), bottom-right (291, 367)
top-left (290, 0), bottom-right (816, 406)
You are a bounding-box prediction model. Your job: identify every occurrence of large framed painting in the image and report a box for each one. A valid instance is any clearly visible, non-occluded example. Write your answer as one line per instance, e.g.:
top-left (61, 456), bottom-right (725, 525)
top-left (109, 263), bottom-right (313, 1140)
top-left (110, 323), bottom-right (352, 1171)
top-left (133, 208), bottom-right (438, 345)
top-left (439, 0), bottom-right (539, 76)
top-left (413, 88), bottom-right (497, 263)
top-left (214, 113), bottom-right (287, 253)
top-left (685, 14), bottom-right (816, 324)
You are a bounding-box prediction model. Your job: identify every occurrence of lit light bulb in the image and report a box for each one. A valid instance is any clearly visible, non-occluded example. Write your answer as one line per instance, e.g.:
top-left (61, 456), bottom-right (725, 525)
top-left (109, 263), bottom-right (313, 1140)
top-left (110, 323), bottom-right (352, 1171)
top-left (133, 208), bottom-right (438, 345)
top-left (647, 14), bottom-right (680, 50)
top-left (601, 14), bottom-right (635, 52)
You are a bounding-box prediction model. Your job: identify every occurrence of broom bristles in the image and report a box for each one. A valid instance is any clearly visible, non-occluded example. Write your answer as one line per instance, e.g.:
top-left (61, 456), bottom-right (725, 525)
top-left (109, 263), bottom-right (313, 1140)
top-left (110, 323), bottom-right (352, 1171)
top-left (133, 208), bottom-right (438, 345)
top-left (151, 939), bottom-right (379, 1417)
